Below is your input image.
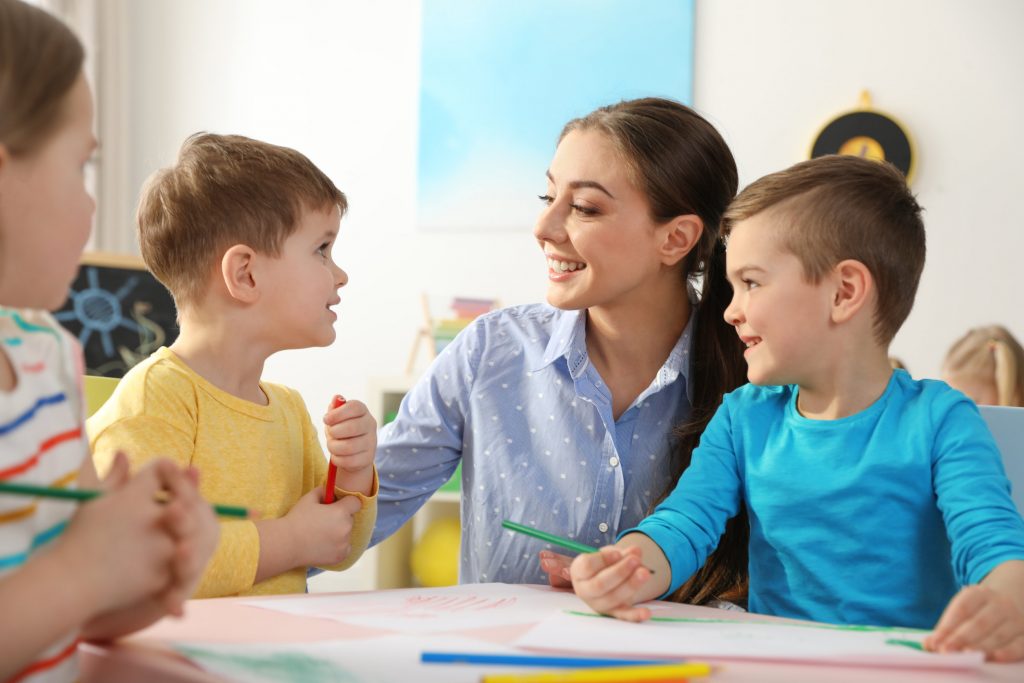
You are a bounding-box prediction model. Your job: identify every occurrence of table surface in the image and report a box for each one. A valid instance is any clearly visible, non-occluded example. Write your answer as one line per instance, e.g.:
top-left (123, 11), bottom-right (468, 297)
top-left (80, 585), bottom-right (1024, 683)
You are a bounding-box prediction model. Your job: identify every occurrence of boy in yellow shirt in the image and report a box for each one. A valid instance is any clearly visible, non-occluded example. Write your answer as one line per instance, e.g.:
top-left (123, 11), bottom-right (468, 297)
top-left (89, 133), bottom-right (377, 597)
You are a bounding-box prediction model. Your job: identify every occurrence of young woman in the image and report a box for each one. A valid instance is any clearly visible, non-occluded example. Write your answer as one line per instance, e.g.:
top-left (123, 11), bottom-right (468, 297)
top-left (368, 98), bottom-right (748, 605)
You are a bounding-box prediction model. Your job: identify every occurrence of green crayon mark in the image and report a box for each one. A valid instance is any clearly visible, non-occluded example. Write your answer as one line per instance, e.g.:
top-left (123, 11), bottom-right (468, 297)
top-left (175, 646), bottom-right (359, 683)
top-left (566, 610), bottom-right (929, 634)
top-left (886, 638), bottom-right (926, 652)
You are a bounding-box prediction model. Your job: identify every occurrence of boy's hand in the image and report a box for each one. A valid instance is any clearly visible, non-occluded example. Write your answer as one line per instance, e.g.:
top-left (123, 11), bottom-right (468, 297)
top-left (925, 584), bottom-right (1024, 662)
top-left (570, 545), bottom-right (653, 623)
top-left (286, 486), bottom-right (363, 567)
top-left (323, 398), bottom-right (376, 495)
top-left (540, 550), bottom-right (573, 588)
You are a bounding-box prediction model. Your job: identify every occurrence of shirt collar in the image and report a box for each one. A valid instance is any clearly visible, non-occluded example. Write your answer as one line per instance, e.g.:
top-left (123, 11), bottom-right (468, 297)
top-left (530, 289), bottom-right (698, 403)
top-left (532, 308), bottom-right (586, 374)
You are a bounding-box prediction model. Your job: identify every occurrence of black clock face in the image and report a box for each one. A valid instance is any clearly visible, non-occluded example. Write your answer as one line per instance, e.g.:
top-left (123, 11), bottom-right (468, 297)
top-left (811, 110), bottom-right (914, 180)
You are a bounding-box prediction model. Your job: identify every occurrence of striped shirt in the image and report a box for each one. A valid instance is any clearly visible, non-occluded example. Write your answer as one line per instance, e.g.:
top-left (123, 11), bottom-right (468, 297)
top-left (1, 308), bottom-right (86, 683)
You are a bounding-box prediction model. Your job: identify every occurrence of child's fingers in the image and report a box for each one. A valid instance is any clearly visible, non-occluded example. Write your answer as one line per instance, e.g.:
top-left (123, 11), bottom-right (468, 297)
top-left (593, 563), bottom-right (650, 613)
top-left (326, 417), bottom-right (374, 441)
top-left (332, 495), bottom-right (363, 515)
top-left (607, 603), bottom-right (653, 623)
top-left (323, 399), bottom-right (371, 427)
top-left (576, 551), bottom-right (640, 601)
top-left (991, 634), bottom-right (1024, 663)
top-left (939, 601), bottom-right (1023, 657)
top-left (926, 586), bottom-right (986, 650)
top-left (327, 434), bottom-right (374, 457)
top-left (100, 451), bottom-right (132, 491)
top-left (570, 548), bottom-right (619, 583)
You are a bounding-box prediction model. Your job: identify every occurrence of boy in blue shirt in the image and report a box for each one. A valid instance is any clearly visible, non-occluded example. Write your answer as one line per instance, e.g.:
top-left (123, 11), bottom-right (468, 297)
top-left (570, 155), bottom-right (1024, 662)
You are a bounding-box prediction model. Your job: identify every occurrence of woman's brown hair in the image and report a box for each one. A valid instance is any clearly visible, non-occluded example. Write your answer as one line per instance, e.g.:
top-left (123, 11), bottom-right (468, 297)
top-left (563, 98), bottom-right (749, 605)
top-left (0, 0), bottom-right (85, 157)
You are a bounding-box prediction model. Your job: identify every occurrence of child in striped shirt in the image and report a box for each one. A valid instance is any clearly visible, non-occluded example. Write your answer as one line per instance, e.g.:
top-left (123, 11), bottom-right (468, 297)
top-left (0, 2), bottom-right (219, 681)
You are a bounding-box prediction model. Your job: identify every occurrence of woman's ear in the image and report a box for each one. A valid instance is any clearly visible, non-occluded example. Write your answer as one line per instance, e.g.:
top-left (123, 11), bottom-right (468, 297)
top-left (660, 214), bottom-right (704, 267)
top-left (221, 245), bottom-right (258, 303)
top-left (830, 259), bottom-right (873, 324)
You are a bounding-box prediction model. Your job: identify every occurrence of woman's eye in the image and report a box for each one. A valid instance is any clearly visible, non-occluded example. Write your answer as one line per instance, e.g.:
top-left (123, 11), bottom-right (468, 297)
top-left (570, 203), bottom-right (598, 217)
top-left (538, 194), bottom-right (554, 205)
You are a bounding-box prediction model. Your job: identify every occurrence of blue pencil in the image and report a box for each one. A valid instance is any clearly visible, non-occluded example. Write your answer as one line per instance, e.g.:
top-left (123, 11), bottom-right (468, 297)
top-left (421, 652), bottom-right (672, 668)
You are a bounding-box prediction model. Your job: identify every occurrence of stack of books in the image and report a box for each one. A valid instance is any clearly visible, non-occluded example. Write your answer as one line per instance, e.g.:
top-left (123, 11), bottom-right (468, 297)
top-left (432, 297), bottom-right (497, 354)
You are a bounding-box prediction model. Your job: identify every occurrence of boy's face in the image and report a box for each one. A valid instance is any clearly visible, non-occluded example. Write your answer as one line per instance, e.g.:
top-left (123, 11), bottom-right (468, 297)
top-left (258, 205), bottom-right (347, 350)
top-left (723, 213), bottom-right (834, 386)
top-left (0, 73), bottom-right (96, 311)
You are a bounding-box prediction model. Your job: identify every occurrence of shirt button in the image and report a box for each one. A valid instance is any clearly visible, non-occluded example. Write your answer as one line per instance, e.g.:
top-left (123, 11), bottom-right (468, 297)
top-left (598, 522), bottom-right (609, 533)
top-left (609, 456), bottom-right (619, 467)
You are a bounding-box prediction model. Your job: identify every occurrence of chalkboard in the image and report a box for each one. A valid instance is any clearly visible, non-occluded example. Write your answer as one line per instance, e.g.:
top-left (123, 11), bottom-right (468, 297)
top-left (54, 252), bottom-right (179, 378)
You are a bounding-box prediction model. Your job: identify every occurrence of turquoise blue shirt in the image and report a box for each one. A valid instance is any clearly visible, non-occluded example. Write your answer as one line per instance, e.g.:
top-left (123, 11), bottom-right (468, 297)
top-left (631, 369), bottom-right (1024, 628)
top-left (372, 303), bottom-right (694, 584)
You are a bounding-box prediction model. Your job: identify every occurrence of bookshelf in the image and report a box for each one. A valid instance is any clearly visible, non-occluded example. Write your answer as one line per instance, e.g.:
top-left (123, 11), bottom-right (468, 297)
top-left (368, 376), bottom-right (461, 589)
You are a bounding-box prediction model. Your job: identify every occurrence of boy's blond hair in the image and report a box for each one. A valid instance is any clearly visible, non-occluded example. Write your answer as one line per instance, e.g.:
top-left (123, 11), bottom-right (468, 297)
top-left (723, 155), bottom-right (924, 344)
top-left (137, 133), bottom-right (347, 309)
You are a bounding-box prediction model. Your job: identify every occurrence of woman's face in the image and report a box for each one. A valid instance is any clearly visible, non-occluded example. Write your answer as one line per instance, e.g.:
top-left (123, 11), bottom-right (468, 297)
top-left (533, 128), bottom-right (673, 312)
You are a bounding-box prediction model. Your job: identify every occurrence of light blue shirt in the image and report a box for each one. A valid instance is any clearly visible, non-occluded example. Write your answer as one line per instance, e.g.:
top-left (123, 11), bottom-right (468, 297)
top-left (632, 369), bottom-right (1024, 628)
top-left (372, 303), bottom-right (695, 584)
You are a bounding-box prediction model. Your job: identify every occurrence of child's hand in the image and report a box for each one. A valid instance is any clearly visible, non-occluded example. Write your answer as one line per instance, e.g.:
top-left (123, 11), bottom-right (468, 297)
top-left (324, 398), bottom-right (376, 495)
top-left (55, 455), bottom-right (183, 615)
top-left (925, 585), bottom-right (1024, 662)
top-left (153, 466), bottom-right (219, 616)
top-left (539, 550), bottom-right (573, 588)
top-left (570, 545), bottom-right (653, 622)
top-left (286, 486), bottom-right (363, 567)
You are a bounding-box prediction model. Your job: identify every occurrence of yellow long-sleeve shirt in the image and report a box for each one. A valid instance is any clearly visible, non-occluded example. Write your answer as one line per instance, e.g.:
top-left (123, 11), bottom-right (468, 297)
top-left (87, 347), bottom-right (376, 598)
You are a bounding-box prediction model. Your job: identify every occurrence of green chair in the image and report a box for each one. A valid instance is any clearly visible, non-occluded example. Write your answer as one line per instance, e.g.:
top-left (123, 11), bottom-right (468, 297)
top-left (83, 375), bottom-right (119, 417)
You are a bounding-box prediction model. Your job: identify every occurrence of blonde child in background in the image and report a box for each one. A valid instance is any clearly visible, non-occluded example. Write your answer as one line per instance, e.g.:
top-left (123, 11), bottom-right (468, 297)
top-left (88, 134), bottom-right (378, 597)
top-left (570, 155), bottom-right (1024, 662)
top-left (942, 325), bottom-right (1024, 407)
top-left (0, 1), bottom-right (218, 680)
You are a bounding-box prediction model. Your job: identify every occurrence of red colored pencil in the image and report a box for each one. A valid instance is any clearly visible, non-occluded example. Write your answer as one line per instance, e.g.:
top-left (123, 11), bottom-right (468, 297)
top-left (323, 395), bottom-right (345, 503)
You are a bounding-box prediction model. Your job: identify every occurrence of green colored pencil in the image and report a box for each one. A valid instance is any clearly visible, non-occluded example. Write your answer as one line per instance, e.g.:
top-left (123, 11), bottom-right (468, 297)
top-left (501, 520), bottom-right (599, 554)
top-left (0, 481), bottom-right (251, 518)
top-left (502, 520), bottom-right (656, 574)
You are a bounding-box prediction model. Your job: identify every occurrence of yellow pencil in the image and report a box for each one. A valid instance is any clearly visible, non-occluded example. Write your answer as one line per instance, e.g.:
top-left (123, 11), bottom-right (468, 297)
top-left (480, 661), bottom-right (713, 683)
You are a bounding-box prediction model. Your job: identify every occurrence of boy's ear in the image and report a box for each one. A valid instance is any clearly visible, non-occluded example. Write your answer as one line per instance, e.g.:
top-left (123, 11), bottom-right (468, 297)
top-left (830, 259), bottom-right (873, 324)
top-left (660, 214), bottom-right (704, 267)
top-left (221, 245), bottom-right (258, 303)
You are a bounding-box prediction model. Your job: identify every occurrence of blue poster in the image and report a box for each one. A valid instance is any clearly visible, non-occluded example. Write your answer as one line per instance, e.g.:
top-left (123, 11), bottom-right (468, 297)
top-left (417, 0), bottom-right (695, 232)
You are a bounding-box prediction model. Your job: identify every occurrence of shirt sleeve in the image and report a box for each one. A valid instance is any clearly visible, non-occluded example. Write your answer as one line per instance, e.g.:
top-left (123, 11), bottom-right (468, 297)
top-left (88, 393), bottom-right (261, 598)
top-left (370, 321), bottom-right (483, 546)
top-left (931, 396), bottom-right (1024, 586)
top-left (626, 395), bottom-right (744, 597)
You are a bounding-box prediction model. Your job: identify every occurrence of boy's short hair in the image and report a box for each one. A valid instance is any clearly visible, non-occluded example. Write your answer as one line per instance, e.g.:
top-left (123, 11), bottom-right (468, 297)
top-left (722, 155), bottom-right (925, 344)
top-left (137, 133), bottom-right (347, 309)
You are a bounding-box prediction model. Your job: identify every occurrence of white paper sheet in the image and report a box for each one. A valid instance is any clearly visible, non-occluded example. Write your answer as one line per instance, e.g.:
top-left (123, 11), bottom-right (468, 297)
top-left (241, 583), bottom-right (583, 634)
top-left (515, 610), bottom-right (984, 670)
top-left (174, 634), bottom-right (532, 683)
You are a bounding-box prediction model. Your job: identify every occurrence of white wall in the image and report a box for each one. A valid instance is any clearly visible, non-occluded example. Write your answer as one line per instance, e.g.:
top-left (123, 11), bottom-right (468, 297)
top-left (113, 0), bottom-right (1024, 412)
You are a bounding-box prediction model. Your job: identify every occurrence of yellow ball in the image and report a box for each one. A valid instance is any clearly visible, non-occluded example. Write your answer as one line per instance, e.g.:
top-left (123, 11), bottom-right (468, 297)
top-left (411, 517), bottom-right (461, 587)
